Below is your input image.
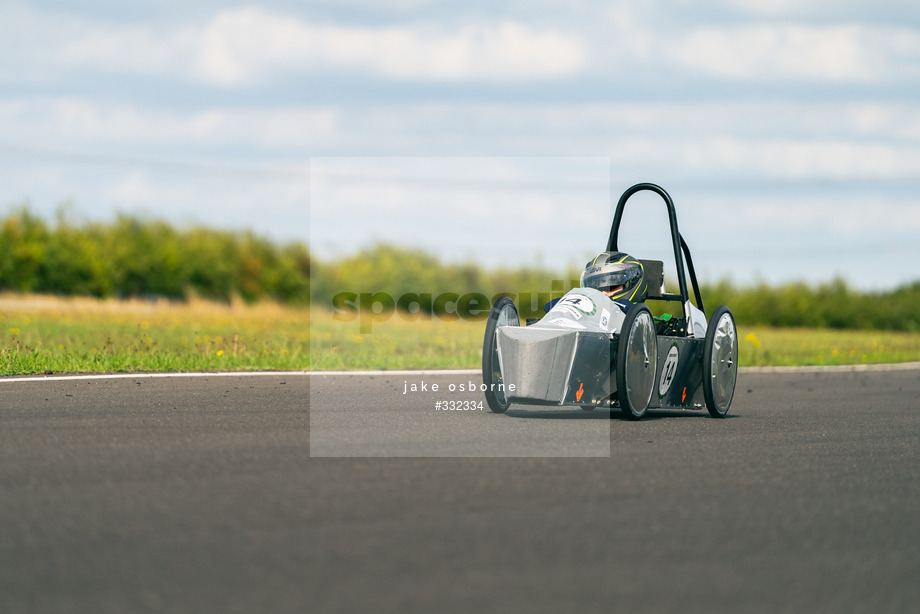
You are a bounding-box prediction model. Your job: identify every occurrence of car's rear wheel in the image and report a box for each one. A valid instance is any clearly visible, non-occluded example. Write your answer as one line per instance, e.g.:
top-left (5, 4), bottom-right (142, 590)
top-left (702, 305), bottom-right (738, 418)
top-left (616, 304), bottom-right (658, 420)
top-left (482, 297), bottom-right (519, 413)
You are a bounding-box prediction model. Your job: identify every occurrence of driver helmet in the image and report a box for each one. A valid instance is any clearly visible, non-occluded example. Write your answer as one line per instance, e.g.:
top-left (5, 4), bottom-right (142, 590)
top-left (580, 251), bottom-right (647, 303)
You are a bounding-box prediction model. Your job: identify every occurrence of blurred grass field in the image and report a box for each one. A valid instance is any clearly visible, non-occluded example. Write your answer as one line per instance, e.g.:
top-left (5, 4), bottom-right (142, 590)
top-left (0, 294), bottom-right (310, 375)
top-left (1, 295), bottom-right (918, 375)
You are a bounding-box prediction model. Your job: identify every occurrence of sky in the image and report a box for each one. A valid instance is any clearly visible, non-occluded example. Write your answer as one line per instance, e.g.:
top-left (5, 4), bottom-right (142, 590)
top-left (1, 0), bottom-right (919, 290)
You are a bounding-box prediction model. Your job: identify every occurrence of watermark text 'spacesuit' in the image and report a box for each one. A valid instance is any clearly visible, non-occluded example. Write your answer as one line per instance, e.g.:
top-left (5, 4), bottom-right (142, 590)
top-left (332, 282), bottom-right (579, 333)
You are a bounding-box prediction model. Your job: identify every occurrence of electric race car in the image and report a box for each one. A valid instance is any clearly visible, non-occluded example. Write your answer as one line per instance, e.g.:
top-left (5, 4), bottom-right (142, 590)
top-left (481, 183), bottom-right (738, 420)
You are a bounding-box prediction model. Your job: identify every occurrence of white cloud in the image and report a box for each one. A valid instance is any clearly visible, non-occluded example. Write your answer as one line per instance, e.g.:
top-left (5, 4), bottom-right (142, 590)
top-left (667, 137), bottom-right (920, 181)
top-left (0, 98), bottom-right (338, 149)
top-left (739, 196), bottom-right (920, 235)
top-left (7, 4), bottom-right (920, 87)
top-left (4, 98), bottom-right (920, 184)
top-left (669, 23), bottom-right (920, 82)
top-left (309, 157), bottom-right (609, 268)
top-left (41, 7), bottom-right (587, 85)
top-left (711, 0), bottom-right (920, 20)
top-left (310, 157), bottom-right (607, 222)
top-left (60, 25), bottom-right (195, 76)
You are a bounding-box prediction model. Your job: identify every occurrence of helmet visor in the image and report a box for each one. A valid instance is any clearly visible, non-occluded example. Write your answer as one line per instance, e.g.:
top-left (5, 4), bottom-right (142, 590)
top-left (581, 262), bottom-right (633, 291)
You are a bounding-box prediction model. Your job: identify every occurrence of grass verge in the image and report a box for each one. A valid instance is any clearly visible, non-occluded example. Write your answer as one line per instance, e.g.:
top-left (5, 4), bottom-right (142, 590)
top-left (309, 309), bottom-right (919, 370)
top-left (0, 294), bottom-right (309, 375)
top-left (738, 328), bottom-right (920, 367)
top-left (1, 296), bottom-right (918, 375)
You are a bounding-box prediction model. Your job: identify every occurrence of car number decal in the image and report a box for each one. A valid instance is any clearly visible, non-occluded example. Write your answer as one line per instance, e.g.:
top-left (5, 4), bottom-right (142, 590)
top-left (659, 344), bottom-right (679, 397)
top-left (557, 294), bottom-right (596, 316)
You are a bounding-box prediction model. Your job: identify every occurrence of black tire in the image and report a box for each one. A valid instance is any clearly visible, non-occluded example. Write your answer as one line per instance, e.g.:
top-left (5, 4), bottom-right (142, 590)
top-left (616, 304), bottom-right (658, 420)
top-left (702, 305), bottom-right (738, 418)
top-left (481, 297), bottom-right (519, 413)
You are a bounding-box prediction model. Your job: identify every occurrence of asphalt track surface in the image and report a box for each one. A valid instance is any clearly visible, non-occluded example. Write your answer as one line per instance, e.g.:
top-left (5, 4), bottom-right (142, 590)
top-left (2, 366), bottom-right (919, 613)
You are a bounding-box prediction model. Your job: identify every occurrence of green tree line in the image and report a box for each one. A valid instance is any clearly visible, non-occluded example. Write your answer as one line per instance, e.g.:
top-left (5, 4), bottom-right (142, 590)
top-left (701, 279), bottom-right (920, 332)
top-left (0, 208), bottom-right (310, 303)
top-left (2, 208), bottom-right (918, 331)
top-left (313, 243), bottom-right (920, 331)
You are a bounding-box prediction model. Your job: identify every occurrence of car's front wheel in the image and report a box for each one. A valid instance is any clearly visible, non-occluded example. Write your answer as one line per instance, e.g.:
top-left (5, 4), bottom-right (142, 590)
top-left (616, 303), bottom-right (658, 420)
top-left (481, 297), bottom-right (519, 413)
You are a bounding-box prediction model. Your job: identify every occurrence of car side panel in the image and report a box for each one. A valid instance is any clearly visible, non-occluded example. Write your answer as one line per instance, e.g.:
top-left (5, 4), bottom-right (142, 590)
top-left (648, 336), bottom-right (705, 410)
